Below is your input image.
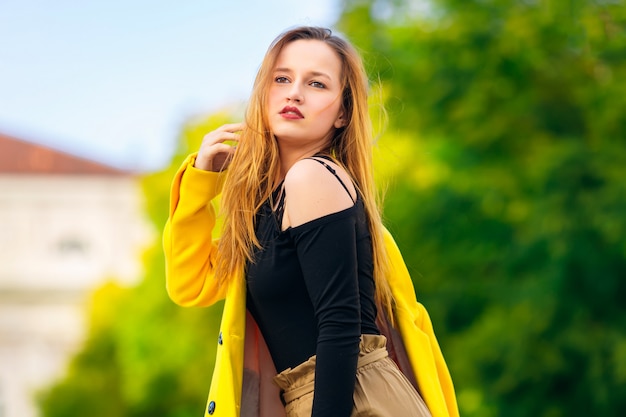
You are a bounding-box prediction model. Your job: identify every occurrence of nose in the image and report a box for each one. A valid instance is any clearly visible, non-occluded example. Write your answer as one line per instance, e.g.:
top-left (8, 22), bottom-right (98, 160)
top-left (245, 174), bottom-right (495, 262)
top-left (287, 82), bottom-right (303, 103)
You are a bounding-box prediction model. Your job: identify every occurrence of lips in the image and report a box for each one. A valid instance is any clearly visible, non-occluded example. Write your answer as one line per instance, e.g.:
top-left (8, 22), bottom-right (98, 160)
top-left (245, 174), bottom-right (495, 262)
top-left (280, 106), bottom-right (304, 119)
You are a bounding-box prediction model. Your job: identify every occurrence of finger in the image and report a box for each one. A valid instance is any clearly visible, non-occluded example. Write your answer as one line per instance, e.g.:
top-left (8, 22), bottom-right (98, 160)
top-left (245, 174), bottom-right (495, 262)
top-left (209, 142), bottom-right (236, 155)
top-left (216, 122), bottom-right (245, 133)
top-left (195, 142), bottom-right (235, 171)
top-left (202, 131), bottom-right (240, 146)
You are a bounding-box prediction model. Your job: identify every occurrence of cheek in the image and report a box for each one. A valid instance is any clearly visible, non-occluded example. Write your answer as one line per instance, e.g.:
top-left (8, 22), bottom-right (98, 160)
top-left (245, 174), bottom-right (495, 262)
top-left (319, 99), bottom-right (342, 122)
top-left (267, 88), bottom-right (279, 108)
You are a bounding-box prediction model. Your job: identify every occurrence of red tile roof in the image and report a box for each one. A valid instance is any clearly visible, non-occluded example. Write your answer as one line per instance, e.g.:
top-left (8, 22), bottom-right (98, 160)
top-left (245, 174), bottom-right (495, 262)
top-left (0, 132), bottom-right (130, 175)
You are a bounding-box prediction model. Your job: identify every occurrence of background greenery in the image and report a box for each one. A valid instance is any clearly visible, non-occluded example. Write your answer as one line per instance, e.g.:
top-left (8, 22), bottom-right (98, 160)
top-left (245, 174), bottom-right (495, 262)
top-left (38, 1), bottom-right (626, 416)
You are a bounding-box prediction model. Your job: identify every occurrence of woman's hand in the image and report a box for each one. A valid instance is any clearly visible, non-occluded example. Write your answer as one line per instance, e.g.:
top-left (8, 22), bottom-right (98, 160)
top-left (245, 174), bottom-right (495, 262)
top-left (194, 123), bottom-right (244, 172)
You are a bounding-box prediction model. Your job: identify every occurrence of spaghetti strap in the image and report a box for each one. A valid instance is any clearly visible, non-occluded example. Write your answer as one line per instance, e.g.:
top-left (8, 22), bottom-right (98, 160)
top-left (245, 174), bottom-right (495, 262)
top-left (306, 156), bottom-right (356, 204)
top-left (272, 180), bottom-right (287, 226)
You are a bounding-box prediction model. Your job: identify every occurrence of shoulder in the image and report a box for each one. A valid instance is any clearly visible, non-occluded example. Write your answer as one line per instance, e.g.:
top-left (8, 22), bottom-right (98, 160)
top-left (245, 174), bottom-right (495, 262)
top-left (283, 158), bottom-right (356, 228)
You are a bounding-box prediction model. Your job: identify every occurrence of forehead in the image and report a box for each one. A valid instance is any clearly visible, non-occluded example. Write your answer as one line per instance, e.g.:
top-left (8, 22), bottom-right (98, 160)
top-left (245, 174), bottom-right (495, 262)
top-left (274, 39), bottom-right (342, 77)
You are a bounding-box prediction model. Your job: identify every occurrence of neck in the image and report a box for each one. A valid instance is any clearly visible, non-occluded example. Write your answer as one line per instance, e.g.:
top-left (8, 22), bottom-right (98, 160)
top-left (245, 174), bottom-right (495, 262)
top-left (277, 141), bottom-right (328, 178)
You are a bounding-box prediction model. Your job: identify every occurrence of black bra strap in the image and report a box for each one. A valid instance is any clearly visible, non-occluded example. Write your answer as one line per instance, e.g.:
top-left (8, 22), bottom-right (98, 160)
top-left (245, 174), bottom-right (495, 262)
top-left (307, 156), bottom-right (356, 204)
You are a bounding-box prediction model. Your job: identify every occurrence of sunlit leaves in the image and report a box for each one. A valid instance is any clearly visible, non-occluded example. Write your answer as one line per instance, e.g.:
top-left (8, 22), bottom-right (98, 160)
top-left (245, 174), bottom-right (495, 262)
top-left (341, 0), bottom-right (626, 415)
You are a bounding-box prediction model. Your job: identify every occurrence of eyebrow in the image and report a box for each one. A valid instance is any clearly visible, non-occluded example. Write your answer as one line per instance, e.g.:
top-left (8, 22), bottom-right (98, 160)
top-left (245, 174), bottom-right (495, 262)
top-left (274, 68), bottom-right (332, 80)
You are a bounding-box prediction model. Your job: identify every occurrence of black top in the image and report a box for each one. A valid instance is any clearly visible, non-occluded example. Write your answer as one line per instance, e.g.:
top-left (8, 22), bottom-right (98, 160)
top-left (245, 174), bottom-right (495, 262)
top-left (245, 157), bottom-right (380, 417)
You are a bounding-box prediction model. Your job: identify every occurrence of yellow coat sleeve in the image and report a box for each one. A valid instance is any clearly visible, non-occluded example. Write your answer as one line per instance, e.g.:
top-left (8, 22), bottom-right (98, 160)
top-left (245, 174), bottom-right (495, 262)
top-left (163, 153), bottom-right (229, 307)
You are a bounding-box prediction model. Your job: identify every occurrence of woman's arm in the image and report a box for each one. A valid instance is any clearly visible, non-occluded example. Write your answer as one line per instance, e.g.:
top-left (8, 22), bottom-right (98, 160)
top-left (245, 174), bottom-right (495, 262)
top-left (163, 153), bottom-right (228, 307)
top-left (284, 159), bottom-right (360, 417)
top-left (164, 123), bottom-right (241, 307)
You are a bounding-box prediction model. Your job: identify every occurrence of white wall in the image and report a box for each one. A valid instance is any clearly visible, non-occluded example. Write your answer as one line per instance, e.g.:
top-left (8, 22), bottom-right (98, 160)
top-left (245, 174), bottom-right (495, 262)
top-left (0, 174), bottom-right (153, 417)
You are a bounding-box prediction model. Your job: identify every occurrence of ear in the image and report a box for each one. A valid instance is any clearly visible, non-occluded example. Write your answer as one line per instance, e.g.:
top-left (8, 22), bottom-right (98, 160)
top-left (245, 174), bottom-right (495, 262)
top-left (334, 112), bottom-right (347, 129)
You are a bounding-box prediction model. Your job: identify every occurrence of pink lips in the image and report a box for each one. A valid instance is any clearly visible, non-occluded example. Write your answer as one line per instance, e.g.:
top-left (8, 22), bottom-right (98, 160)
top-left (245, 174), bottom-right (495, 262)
top-left (280, 106), bottom-right (304, 119)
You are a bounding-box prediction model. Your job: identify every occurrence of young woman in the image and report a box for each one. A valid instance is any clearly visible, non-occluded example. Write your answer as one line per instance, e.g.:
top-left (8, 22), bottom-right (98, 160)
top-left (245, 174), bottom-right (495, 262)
top-left (164, 27), bottom-right (458, 417)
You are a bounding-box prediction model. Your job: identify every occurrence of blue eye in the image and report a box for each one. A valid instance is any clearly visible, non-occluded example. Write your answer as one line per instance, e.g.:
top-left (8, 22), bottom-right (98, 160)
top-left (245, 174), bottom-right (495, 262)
top-left (310, 81), bottom-right (326, 89)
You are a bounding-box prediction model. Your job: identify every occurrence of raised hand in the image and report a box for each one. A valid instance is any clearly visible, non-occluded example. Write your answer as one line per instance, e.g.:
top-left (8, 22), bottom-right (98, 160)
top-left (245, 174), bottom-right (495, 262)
top-left (194, 122), bottom-right (244, 172)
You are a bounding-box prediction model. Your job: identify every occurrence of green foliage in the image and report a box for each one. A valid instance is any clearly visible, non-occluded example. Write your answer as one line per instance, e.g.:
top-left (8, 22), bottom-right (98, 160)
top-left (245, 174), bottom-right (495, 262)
top-left (37, 285), bottom-right (127, 417)
top-left (340, 0), bottom-right (626, 415)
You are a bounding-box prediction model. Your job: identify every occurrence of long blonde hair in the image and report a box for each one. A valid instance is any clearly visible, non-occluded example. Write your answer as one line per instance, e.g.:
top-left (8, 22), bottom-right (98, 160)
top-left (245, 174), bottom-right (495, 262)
top-left (216, 26), bottom-right (394, 318)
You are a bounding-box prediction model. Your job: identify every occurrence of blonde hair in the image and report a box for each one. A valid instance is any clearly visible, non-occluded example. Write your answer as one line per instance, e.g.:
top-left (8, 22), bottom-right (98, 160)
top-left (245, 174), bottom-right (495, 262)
top-left (216, 26), bottom-right (394, 319)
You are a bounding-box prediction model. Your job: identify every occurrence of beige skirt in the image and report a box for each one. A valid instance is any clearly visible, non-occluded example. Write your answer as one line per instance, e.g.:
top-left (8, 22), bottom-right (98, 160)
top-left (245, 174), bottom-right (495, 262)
top-left (273, 334), bottom-right (432, 417)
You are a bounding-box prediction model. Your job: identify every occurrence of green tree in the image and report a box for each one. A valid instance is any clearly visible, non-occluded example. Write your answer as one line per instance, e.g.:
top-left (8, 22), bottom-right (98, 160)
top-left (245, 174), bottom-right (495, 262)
top-left (339, 0), bottom-right (626, 416)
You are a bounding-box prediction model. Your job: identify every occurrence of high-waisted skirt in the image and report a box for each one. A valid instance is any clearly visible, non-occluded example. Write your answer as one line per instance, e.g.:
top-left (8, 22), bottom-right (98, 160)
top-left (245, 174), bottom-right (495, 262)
top-left (273, 334), bottom-right (432, 417)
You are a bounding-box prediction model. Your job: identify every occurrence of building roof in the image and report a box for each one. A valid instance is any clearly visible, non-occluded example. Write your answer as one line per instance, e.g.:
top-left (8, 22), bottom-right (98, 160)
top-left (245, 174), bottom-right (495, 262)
top-left (0, 132), bottom-right (130, 175)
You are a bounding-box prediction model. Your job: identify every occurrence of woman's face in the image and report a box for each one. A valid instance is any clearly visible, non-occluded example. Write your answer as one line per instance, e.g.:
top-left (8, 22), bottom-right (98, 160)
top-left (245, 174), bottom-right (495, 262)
top-left (267, 39), bottom-right (345, 148)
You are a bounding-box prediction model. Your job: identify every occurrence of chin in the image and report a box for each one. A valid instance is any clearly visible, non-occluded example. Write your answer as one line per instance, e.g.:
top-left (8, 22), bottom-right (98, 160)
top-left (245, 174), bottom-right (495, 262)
top-left (272, 129), bottom-right (303, 142)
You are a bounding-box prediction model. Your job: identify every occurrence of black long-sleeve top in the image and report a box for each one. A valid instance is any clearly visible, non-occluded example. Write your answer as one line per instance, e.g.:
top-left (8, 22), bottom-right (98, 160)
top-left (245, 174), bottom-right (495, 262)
top-left (246, 179), bottom-right (380, 417)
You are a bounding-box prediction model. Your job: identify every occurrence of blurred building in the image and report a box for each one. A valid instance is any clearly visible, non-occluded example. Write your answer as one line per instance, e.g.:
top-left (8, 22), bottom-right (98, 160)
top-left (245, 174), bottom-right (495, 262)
top-left (0, 133), bottom-right (153, 417)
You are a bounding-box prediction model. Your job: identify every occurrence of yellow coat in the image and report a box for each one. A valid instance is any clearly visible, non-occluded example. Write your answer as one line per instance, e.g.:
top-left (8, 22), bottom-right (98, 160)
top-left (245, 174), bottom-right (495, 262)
top-left (163, 154), bottom-right (459, 417)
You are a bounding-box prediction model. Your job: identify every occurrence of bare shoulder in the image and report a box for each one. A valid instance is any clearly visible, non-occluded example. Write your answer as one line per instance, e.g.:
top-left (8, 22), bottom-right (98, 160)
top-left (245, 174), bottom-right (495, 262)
top-left (283, 158), bottom-right (356, 228)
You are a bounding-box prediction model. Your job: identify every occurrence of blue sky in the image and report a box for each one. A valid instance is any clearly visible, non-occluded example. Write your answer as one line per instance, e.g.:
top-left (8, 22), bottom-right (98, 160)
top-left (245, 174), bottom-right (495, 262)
top-left (0, 0), bottom-right (339, 171)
